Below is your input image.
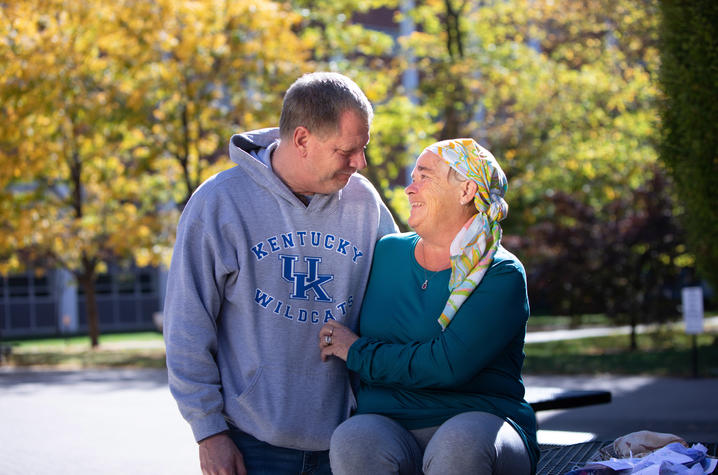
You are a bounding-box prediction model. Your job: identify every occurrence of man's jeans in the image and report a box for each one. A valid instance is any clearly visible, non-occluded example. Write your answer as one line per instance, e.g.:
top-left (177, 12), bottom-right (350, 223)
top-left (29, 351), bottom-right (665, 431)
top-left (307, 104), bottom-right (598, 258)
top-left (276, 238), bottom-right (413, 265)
top-left (227, 426), bottom-right (331, 475)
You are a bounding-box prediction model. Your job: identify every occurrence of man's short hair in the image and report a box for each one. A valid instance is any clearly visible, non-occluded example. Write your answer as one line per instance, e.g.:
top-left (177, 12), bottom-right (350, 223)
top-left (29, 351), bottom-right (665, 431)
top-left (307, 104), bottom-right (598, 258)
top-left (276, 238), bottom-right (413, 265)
top-left (279, 72), bottom-right (373, 140)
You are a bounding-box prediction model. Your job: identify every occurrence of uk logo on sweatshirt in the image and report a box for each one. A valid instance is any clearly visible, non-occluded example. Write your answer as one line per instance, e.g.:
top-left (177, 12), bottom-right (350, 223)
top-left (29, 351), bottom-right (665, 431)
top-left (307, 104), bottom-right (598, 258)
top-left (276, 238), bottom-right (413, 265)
top-left (250, 230), bottom-right (365, 324)
top-left (279, 255), bottom-right (333, 302)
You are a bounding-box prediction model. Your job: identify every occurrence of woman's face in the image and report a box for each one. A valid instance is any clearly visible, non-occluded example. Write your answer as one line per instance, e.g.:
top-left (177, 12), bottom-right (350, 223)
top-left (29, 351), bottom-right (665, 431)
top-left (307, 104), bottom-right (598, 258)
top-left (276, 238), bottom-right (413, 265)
top-left (404, 150), bottom-right (464, 235)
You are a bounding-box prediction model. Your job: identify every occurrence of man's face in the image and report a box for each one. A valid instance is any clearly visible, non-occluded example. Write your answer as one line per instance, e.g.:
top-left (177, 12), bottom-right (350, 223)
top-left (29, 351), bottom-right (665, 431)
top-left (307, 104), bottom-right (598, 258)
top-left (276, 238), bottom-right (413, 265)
top-left (303, 110), bottom-right (370, 194)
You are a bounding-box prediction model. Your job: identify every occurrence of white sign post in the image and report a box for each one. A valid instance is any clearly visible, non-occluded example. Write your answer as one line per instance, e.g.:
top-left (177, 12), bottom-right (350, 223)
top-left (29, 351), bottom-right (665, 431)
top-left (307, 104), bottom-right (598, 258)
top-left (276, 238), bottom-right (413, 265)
top-left (681, 286), bottom-right (704, 378)
top-left (682, 286), bottom-right (704, 334)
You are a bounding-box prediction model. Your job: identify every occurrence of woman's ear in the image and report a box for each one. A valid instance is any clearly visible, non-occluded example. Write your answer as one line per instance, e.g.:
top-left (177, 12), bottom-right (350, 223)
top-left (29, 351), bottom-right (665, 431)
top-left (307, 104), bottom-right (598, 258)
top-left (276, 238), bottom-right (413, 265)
top-left (460, 180), bottom-right (478, 205)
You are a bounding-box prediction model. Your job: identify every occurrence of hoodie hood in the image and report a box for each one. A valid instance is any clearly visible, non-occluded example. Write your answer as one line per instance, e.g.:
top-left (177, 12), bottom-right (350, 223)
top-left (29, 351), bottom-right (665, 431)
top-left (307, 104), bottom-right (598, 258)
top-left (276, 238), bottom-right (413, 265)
top-left (230, 127), bottom-right (280, 164)
top-left (228, 127), bottom-right (345, 212)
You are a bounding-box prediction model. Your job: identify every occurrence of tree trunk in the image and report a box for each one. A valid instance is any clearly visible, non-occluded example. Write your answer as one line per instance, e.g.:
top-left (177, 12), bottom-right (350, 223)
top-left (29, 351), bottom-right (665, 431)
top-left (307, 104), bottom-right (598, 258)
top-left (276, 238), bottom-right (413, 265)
top-left (78, 267), bottom-right (100, 348)
top-left (569, 314), bottom-right (581, 329)
top-left (629, 314), bottom-right (638, 351)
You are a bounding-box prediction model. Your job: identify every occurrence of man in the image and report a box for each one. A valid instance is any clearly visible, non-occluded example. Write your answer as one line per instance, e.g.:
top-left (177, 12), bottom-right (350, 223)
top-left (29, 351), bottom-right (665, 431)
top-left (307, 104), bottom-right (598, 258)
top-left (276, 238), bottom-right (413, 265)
top-left (163, 72), bottom-right (398, 474)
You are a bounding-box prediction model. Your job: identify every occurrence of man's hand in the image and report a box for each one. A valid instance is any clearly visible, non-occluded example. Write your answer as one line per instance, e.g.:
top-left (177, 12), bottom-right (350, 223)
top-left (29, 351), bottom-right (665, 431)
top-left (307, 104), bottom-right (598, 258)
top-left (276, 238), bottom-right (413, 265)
top-left (198, 432), bottom-right (247, 475)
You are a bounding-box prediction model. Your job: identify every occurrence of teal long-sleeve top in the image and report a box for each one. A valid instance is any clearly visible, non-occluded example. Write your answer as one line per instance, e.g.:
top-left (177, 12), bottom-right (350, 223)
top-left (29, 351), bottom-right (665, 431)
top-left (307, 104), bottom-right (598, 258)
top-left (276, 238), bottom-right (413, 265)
top-left (346, 233), bottom-right (539, 471)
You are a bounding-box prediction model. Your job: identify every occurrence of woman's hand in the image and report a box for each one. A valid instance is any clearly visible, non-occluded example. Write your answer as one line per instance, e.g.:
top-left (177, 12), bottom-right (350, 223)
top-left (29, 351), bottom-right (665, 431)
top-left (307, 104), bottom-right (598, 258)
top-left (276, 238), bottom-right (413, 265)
top-left (319, 321), bottom-right (359, 362)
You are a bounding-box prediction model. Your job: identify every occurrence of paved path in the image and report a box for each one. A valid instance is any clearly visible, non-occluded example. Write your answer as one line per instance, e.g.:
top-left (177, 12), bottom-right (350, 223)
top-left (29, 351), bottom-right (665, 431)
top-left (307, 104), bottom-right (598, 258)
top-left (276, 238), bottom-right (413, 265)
top-left (525, 315), bottom-right (718, 343)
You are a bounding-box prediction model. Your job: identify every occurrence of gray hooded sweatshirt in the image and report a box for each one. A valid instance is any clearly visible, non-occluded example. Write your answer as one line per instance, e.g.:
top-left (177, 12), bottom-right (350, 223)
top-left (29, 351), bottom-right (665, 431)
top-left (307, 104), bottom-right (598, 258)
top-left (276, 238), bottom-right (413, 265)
top-left (164, 128), bottom-right (398, 450)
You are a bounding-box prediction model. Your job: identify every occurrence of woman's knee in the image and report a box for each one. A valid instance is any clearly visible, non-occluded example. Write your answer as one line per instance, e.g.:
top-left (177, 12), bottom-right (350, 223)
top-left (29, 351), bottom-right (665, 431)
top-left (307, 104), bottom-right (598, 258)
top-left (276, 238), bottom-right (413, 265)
top-left (423, 412), bottom-right (529, 475)
top-left (429, 412), bottom-right (502, 450)
top-left (330, 414), bottom-right (422, 475)
top-left (331, 415), bottom-right (382, 460)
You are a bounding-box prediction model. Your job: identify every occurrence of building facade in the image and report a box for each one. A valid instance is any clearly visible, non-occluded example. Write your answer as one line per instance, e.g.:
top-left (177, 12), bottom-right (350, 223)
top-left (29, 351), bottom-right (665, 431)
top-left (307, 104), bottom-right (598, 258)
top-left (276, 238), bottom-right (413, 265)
top-left (0, 266), bottom-right (165, 339)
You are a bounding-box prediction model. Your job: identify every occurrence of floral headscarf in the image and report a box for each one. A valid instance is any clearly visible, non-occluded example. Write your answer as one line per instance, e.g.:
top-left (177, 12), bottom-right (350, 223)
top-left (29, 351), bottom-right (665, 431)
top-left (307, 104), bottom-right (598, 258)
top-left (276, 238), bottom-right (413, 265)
top-left (424, 138), bottom-right (508, 330)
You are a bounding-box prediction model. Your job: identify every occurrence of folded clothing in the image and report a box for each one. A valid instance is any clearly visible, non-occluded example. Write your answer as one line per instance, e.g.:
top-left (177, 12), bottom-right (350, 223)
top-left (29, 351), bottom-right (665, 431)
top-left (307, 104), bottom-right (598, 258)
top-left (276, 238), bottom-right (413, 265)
top-left (611, 430), bottom-right (688, 458)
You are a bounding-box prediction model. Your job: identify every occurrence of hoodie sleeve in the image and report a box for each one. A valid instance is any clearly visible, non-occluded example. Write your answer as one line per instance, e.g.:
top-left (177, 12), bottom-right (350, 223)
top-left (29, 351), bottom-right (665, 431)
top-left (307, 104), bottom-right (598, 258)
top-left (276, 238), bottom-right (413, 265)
top-left (163, 196), bottom-right (235, 442)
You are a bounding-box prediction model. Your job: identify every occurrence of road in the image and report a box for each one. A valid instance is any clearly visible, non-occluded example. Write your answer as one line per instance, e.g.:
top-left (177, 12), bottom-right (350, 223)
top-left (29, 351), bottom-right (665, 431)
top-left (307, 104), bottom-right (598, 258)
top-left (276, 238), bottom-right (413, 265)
top-left (0, 369), bottom-right (198, 475)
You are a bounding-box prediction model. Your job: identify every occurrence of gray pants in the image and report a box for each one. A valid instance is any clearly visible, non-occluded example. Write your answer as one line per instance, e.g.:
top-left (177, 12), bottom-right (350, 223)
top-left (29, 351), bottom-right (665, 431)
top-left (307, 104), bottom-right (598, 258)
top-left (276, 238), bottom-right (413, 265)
top-left (329, 412), bottom-right (531, 475)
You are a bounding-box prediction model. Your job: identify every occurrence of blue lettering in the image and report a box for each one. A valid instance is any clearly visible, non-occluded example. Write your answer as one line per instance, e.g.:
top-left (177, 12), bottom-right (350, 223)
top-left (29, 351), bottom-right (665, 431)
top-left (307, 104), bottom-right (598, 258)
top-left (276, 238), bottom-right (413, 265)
top-left (280, 254), bottom-right (299, 279)
top-left (253, 233), bottom-right (358, 260)
top-left (324, 234), bottom-right (335, 250)
top-left (281, 233), bottom-right (295, 248)
top-left (251, 242), bottom-right (269, 260)
top-left (295, 257), bottom-right (333, 302)
top-left (336, 302), bottom-right (347, 315)
top-left (311, 311), bottom-right (320, 323)
top-left (280, 254), bottom-right (334, 303)
top-left (336, 239), bottom-right (350, 255)
top-left (348, 295), bottom-right (354, 307)
top-left (298, 309), bottom-right (308, 322)
top-left (352, 247), bottom-right (364, 263)
top-left (268, 236), bottom-right (280, 252)
top-left (273, 300), bottom-right (283, 314)
top-left (324, 309), bottom-right (336, 323)
top-left (284, 304), bottom-right (294, 320)
top-left (297, 231), bottom-right (307, 246)
top-left (254, 289), bottom-right (274, 308)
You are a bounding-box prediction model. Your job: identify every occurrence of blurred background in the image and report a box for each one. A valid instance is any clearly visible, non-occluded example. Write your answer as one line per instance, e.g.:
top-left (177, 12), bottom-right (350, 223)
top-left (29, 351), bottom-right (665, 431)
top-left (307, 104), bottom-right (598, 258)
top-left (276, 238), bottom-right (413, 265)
top-left (0, 0), bottom-right (716, 372)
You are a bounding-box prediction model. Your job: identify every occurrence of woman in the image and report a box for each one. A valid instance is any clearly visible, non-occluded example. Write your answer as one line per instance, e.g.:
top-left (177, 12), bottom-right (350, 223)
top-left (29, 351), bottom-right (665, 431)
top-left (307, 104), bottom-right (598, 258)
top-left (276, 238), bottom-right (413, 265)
top-left (318, 138), bottom-right (539, 474)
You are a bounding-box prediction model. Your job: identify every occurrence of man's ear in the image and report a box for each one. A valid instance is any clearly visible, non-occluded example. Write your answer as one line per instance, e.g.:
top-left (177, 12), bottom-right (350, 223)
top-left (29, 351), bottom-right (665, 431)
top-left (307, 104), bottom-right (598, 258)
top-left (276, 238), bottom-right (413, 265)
top-left (460, 180), bottom-right (478, 205)
top-left (293, 126), bottom-right (311, 158)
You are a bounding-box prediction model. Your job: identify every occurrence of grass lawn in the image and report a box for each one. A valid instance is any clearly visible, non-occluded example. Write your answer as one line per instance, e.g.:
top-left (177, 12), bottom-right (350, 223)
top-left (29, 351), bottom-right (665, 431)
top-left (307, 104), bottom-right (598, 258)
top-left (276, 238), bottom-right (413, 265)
top-left (524, 330), bottom-right (718, 377)
top-left (2, 327), bottom-right (717, 376)
top-left (1, 331), bottom-right (166, 369)
top-left (5, 331), bottom-right (164, 348)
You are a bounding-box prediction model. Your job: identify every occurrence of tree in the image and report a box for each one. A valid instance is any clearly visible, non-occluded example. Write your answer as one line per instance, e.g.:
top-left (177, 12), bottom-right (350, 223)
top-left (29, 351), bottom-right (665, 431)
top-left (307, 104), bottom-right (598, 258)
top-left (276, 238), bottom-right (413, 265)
top-left (0, 0), bottom-right (317, 345)
top-left (0, 1), bottom-right (169, 345)
top-left (385, 1), bottom-right (687, 333)
top-left (599, 169), bottom-right (687, 349)
top-left (516, 191), bottom-right (605, 327)
top-left (658, 0), bottom-right (718, 291)
top-left (517, 168), bottom-right (688, 349)
top-left (471, 0), bottom-right (661, 234)
top-left (325, 0), bottom-right (663, 233)
top-left (130, 0), bottom-right (311, 207)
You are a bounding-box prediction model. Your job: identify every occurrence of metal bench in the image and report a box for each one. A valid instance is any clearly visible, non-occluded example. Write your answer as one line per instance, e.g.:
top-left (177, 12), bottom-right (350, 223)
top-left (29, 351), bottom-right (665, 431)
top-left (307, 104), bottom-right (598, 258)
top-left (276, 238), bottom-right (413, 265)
top-left (525, 386), bottom-right (612, 412)
top-left (537, 441), bottom-right (718, 474)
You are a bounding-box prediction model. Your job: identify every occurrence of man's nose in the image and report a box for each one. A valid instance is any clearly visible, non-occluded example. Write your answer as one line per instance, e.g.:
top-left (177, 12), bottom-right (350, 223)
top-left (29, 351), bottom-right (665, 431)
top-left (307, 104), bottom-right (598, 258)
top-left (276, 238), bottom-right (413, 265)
top-left (350, 151), bottom-right (367, 171)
